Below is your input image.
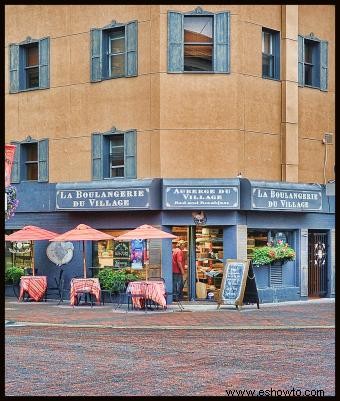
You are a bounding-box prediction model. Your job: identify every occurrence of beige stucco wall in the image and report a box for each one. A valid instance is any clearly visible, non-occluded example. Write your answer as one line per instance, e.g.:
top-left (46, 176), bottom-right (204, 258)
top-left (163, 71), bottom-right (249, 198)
top-left (5, 5), bottom-right (335, 184)
top-left (298, 5), bottom-right (335, 183)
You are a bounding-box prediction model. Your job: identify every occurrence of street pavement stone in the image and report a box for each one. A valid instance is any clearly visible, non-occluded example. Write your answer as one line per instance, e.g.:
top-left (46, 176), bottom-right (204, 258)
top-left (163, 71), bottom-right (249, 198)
top-left (5, 326), bottom-right (334, 396)
top-left (5, 298), bottom-right (335, 396)
top-left (5, 297), bottom-right (335, 329)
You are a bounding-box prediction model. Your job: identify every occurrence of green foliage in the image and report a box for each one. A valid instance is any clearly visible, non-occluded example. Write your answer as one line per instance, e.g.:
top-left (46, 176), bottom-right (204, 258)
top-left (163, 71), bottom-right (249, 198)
top-left (97, 268), bottom-right (139, 293)
top-left (252, 243), bottom-right (295, 266)
top-left (5, 266), bottom-right (25, 284)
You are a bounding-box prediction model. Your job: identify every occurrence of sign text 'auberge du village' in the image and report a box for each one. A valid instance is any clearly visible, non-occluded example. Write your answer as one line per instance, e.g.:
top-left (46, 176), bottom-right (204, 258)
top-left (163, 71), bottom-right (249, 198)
top-left (56, 188), bottom-right (150, 210)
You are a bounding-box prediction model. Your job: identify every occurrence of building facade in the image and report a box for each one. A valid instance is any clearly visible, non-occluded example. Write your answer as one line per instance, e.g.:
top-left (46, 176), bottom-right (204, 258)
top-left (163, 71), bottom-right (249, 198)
top-left (5, 5), bottom-right (335, 303)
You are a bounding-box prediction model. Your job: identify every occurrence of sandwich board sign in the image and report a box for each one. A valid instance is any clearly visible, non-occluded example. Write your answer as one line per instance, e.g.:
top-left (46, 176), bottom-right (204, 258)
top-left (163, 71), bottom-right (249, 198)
top-left (217, 259), bottom-right (259, 309)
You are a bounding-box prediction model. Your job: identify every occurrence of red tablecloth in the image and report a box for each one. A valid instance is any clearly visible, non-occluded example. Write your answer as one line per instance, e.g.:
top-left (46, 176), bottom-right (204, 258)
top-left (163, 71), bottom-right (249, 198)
top-left (70, 278), bottom-right (101, 306)
top-left (19, 276), bottom-right (47, 302)
top-left (126, 281), bottom-right (166, 309)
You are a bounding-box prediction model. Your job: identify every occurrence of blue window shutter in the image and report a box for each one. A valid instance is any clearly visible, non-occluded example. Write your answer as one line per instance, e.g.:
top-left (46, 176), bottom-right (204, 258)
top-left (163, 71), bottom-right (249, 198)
top-left (39, 37), bottom-right (50, 89)
top-left (167, 11), bottom-right (183, 73)
top-left (124, 130), bottom-right (136, 179)
top-left (90, 29), bottom-right (102, 82)
top-left (274, 32), bottom-right (280, 80)
top-left (298, 35), bottom-right (304, 86)
top-left (38, 139), bottom-right (49, 182)
top-left (126, 21), bottom-right (138, 77)
top-left (10, 141), bottom-right (20, 183)
top-left (214, 12), bottom-right (230, 73)
top-left (92, 133), bottom-right (103, 180)
top-left (9, 44), bottom-right (19, 93)
top-left (320, 40), bottom-right (328, 91)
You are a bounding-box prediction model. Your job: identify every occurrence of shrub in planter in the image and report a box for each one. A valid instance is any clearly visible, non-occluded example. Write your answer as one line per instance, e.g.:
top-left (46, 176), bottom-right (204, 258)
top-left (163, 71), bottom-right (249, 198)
top-left (252, 243), bottom-right (295, 266)
top-left (5, 266), bottom-right (25, 285)
top-left (97, 268), bottom-right (139, 293)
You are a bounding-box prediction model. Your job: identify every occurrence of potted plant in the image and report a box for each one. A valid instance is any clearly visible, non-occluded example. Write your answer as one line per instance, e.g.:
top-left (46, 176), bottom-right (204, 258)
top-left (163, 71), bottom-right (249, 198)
top-left (97, 268), bottom-right (138, 294)
top-left (5, 266), bottom-right (25, 285)
top-left (252, 242), bottom-right (295, 267)
top-left (5, 266), bottom-right (25, 298)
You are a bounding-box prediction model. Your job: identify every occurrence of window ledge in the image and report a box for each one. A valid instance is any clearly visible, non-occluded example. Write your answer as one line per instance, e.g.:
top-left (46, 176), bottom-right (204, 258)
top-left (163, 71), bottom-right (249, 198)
top-left (262, 76), bottom-right (281, 82)
top-left (170, 71), bottom-right (230, 74)
top-left (301, 84), bottom-right (324, 91)
top-left (16, 86), bottom-right (49, 93)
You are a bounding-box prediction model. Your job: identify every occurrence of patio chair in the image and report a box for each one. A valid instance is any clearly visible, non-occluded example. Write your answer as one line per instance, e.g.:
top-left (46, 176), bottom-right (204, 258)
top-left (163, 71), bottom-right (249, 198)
top-left (46, 269), bottom-right (64, 301)
top-left (100, 289), bottom-right (113, 305)
top-left (126, 282), bottom-right (148, 312)
top-left (164, 279), bottom-right (185, 311)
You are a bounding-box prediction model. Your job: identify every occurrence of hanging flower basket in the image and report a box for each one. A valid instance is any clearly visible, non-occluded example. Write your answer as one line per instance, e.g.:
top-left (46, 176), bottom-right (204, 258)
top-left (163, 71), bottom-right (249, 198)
top-left (252, 242), bottom-right (295, 266)
top-left (5, 185), bottom-right (19, 220)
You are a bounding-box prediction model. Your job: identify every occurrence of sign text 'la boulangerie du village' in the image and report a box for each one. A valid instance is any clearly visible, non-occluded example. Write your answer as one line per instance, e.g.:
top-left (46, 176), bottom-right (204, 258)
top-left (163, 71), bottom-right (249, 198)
top-left (252, 187), bottom-right (322, 211)
top-left (56, 188), bottom-right (150, 210)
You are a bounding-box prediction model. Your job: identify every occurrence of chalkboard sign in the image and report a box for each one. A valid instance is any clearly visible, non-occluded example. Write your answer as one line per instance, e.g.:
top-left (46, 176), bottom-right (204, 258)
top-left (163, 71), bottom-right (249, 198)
top-left (217, 259), bottom-right (250, 309)
top-left (113, 259), bottom-right (130, 269)
top-left (114, 242), bottom-right (130, 258)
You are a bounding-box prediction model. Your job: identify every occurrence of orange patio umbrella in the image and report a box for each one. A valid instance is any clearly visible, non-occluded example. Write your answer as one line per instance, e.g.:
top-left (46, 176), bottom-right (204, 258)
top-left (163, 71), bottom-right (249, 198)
top-left (6, 225), bottom-right (59, 276)
top-left (114, 225), bottom-right (177, 280)
top-left (51, 224), bottom-right (114, 278)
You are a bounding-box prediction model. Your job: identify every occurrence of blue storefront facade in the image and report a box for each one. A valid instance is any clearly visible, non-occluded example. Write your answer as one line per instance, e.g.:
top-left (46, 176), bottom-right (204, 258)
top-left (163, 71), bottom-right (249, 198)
top-left (5, 178), bottom-right (335, 303)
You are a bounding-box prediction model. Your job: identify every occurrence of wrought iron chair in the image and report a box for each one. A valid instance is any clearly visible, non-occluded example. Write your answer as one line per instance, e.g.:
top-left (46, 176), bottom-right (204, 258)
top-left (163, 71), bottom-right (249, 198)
top-left (46, 268), bottom-right (64, 301)
top-left (126, 282), bottom-right (148, 312)
top-left (164, 279), bottom-right (185, 311)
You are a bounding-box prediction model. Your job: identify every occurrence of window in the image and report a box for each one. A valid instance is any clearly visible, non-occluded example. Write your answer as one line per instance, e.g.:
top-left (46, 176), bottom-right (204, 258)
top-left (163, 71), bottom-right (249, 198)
top-left (184, 16), bottom-right (213, 71)
top-left (262, 28), bottom-right (280, 80)
top-left (109, 134), bottom-right (125, 177)
top-left (90, 20), bottom-right (137, 82)
top-left (298, 34), bottom-right (328, 91)
top-left (23, 142), bottom-right (38, 180)
top-left (10, 138), bottom-right (49, 183)
top-left (168, 7), bottom-right (230, 73)
top-left (108, 28), bottom-right (125, 78)
top-left (92, 127), bottom-right (136, 180)
top-left (9, 37), bottom-right (50, 93)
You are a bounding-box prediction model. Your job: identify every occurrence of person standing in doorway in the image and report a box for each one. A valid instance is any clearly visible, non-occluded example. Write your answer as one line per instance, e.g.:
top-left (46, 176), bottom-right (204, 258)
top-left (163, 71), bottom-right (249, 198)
top-left (172, 240), bottom-right (186, 299)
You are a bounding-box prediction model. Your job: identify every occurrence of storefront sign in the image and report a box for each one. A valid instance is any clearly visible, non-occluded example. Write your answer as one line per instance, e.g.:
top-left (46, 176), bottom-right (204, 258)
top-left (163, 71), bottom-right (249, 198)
top-left (56, 188), bottom-right (150, 210)
top-left (164, 186), bottom-right (239, 209)
top-left (114, 242), bottom-right (130, 258)
top-left (252, 188), bottom-right (322, 211)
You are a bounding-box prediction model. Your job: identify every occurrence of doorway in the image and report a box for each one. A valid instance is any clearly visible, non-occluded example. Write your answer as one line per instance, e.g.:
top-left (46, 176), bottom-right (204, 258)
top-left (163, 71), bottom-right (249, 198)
top-left (171, 226), bottom-right (224, 301)
top-left (308, 231), bottom-right (328, 297)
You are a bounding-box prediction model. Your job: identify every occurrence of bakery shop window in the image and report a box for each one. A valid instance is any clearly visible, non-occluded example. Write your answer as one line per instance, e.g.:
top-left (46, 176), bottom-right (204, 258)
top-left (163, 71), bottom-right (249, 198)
top-left (92, 229), bottom-right (149, 280)
top-left (247, 229), bottom-right (292, 259)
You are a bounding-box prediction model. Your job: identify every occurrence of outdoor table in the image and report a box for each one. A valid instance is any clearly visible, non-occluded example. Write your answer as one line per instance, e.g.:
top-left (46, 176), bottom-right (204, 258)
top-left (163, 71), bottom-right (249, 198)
top-left (18, 276), bottom-right (47, 302)
top-left (70, 278), bottom-right (101, 306)
top-left (127, 280), bottom-right (166, 309)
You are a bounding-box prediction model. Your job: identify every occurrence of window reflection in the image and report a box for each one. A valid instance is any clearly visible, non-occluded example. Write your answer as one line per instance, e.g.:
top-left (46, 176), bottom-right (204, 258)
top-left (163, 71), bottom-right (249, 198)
top-left (184, 16), bottom-right (213, 71)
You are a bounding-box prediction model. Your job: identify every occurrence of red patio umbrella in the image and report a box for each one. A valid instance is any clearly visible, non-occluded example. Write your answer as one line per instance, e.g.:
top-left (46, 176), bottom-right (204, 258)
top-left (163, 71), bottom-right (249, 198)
top-left (6, 225), bottom-right (59, 276)
top-left (51, 224), bottom-right (114, 278)
top-left (114, 225), bottom-right (177, 280)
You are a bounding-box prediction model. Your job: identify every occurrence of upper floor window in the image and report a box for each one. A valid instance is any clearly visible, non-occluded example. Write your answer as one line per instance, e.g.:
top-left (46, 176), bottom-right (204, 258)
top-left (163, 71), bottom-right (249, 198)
top-left (168, 7), bottom-right (230, 74)
top-left (262, 28), bottom-right (280, 80)
top-left (92, 127), bottom-right (136, 180)
top-left (10, 137), bottom-right (49, 183)
top-left (184, 15), bottom-right (213, 71)
top-left (9, 37), bottom-right (50, 93)
top-left (90, 20), bottom-right (137, 82)
top-left (298, 34), bottom-right (328, 91)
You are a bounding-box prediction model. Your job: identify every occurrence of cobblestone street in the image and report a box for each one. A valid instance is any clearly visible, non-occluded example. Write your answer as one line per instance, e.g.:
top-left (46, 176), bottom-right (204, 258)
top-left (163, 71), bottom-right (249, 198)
top-left (5, 298), bottom-right (335, 396)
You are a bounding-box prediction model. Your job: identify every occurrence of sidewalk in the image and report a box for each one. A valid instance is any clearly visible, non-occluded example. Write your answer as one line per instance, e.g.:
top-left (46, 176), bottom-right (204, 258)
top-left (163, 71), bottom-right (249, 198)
top-left (5, 296), bottom-right (335, 329)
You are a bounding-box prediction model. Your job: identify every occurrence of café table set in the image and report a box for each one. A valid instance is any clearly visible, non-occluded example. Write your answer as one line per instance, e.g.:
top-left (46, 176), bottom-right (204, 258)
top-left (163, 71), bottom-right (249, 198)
top-left (18, 275), bottom-right (167, 310)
